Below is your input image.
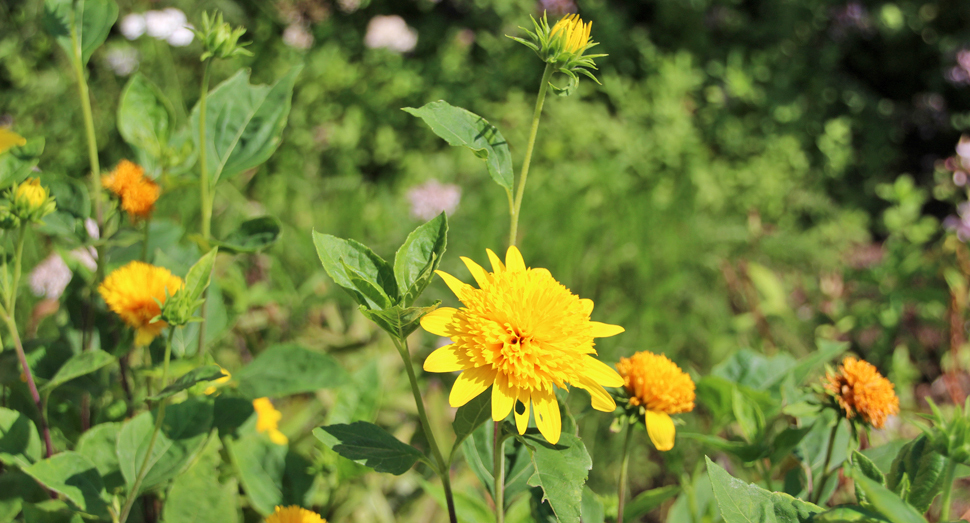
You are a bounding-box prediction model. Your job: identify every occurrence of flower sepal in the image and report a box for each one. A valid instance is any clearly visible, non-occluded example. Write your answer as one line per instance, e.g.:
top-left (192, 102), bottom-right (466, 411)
top-left (508, 12), bottom-right (606, 90)
top-left (918, 397), bottom-right (970, 465)
top-left (195, 11), bottom-right (253, 61)
top-left (360, 302), bottom-right (441, 342)
top-left (9, 178), bottom-right (56, 223)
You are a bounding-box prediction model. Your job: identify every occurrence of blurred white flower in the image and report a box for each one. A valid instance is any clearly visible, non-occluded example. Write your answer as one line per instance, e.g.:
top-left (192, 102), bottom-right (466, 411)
top-left (283, 24), bottom-right (314, 50)
top-left (145, 8), bottom-right (187, 40)
top-left (364, 15), bottom-right (418, 53)
top-left (29, 254), bottom-right (72, 299)
top-left (70, 247), bottom-right (98, 272)
top-left (120, 13), bottom-right (147, 40)
top-left (105, 47), bottom-right (139, 76)
top-left (337, 0), bottom-right (361, 13)
top-left (166, 23), bottom-right (195, 47)
top-left (84, 218), bottom-right (100, 240)
top-left (407, 180), bottom-right (461, 221)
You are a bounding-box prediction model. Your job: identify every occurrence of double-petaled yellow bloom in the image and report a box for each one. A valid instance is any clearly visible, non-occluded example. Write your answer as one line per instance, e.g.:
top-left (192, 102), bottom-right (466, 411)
top-left (616, 351), bottom-right (695, 451)
top-left (824, 357), bottom-right (899, 429)
top-left (99, 261), bottom-right (183, 346)
top-left (420, 246), bottom-right (624, 444)
top-left (253, 398), bottom-right (288, 445)
top-left (103, 160), bottom-right (160, 220)
top-left (265, 505), bottom-right (325, 523)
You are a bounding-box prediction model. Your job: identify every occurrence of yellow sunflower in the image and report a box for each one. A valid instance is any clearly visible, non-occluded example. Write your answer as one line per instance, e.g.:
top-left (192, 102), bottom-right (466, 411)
top-left (98, 261), bottom-right (183, 346)
top-left (824, 357), bottom-right (899, 429)
top-left (265, 505), bottom-right (325, 523)
top-left (420, 246), bottom-right (624, 444)
top-left (253, 398), bottom-right (288, 445)
top-left (616, 351), bottom-right (695, 451)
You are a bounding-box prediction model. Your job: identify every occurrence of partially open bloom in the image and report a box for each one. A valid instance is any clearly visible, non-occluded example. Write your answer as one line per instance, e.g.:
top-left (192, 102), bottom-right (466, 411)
top-left (253, 398), bottom-right (288, 445)
top-left (508, 12), bottom-right (605, 88)
top-left (102, 160), bottom-right (160, 220)
top-left (824, 357), bottom-right (899, 428)
top-left (0, 128), bottom-right (26, 155)
top-left (98, 261), bottom-right (183, 346)
top-left (12, 178), bottom-right (56, 222)
top-left (616, 351), bottom-right (695, 451)
top-left (265, 506), bottom-right (326, 523)
top-left (420, 246), bottom-right (624, 444)
top-left (550, 14), bottom-right (591, 55)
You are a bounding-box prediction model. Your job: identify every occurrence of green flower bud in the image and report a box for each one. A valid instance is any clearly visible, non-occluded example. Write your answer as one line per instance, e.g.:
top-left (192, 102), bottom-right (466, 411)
top-left (507, 11), bottom-right (607, 94)
top-left (0, 206), bottom-right (20, 229)
top-left (921, 398), bottom-right (970, 465)
top-left (196, 11), bottom-right (253, 61)
top-left (10, 178), bottom-right (56, 222)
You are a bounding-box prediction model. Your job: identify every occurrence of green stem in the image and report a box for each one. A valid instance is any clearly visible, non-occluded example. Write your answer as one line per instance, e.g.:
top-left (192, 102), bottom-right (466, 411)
top-left (616, 421), bottom-right (634, 523)
top-left (940, 457), bottom-right (957, 521)
top-left (812, 419), bottom-right (840, 504)
top-left (140, 215), bottom-right (152, 262)
top-left (508, 62), bottom-right (555, 247)
top-left (392, 337), bottom-right (457, 523)
top-left (69, 24), bottom-right (103, 230)
top-left (118, 328), bottom-right (176, 523)
top-left (494, 421), bottom-right (507, 523)
top-left (2, 313), bottom-right (54, 460)
top-left (7, 226), bottom-right (25, 315)
top-left (197, 60), bottom-right (212, 359)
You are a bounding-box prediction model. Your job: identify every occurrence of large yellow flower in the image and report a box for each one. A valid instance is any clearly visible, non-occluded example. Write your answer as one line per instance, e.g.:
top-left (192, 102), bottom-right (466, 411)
top-left (420, 246), bottom-right (624, 444)
top-left (102, 160), bottom-right (160, 220)
top-left (824, 357), bottom-right (899, 429)
top-left (616, 351), bottom-right (695, 451)
top-left (253, 398), bottom-right (288, 445)
top-left (98, 261), bottom-right (183, 346)
top-left (265, 506), bottom-right (325, 523)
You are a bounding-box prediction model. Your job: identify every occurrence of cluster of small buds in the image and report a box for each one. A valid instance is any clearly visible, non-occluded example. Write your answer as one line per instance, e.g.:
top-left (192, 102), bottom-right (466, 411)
top-left (196, 11), bottom-right (253, 61)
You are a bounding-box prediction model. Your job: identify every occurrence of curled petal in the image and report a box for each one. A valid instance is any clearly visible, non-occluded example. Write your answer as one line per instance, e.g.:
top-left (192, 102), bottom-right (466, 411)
top-left (492, 373), bottom-right (515, 421)
top-left (574, 375), bottom-right (616, 412)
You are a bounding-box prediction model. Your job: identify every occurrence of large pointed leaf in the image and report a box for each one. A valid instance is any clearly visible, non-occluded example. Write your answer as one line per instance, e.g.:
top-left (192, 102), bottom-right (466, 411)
top-left (213, 217), bottom-right (281, 254)
top-left (44, 0), bottom-right (118, 65)
top-left (849, 469), bottom-right (928, 523)
top-left (41, 350), bottom-right (115, 393)
top-left (452, 392), bottom-right (492, 452)
top-left (313, 422), bottom-right (427, 475)
top-left (190, 66), bottom-right (302, 185)
top-left (403, 101), bottom-right (514, 191)
top-left (0, 407), bottom-right (42, 468)
top-left (706, 457), bottom-right (822, 523)
top-left (393, 212), bottom-right (448, 306)
top-left (885, 435), bottom-right (946, 513)
top-left (75, 422), bottom-right (124, 492)
top-left (24, 452), bottom-right (108, 517)
top-left (225, 430), bottom-right (286, 516)
top-left (312, 231), bottom-right (398, 308)
top-left (234, 343), bottom-right (348, 399)
top-left (165, 437), bottom-right (239, 523)
top-left (118, 74), bottom-right (172, 171)
top-left (521, 432), bottom-right (592, 523)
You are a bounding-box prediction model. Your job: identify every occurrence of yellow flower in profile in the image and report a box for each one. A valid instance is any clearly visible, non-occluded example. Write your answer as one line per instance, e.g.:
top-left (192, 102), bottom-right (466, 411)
top-left (0, 128), bottom-right (26, 155)
top-left (102, 160), bottom-right (160, 220)
top-left (204, 366), bottom-right (232, 395)
top-left (98, 261), bottom-right (183, 346)
top-left (616, 351), bottom-right (695, 451)
top-left (420, 246), bottom-right (625, 444)
top-left (253, 398), bottom-right (288, 445)
top-left (265, 505), bottom-right (326, 523)
top-left (824, 357), bottom-right (899, 429)
top-left (550, 14), bottom-right (592, 55)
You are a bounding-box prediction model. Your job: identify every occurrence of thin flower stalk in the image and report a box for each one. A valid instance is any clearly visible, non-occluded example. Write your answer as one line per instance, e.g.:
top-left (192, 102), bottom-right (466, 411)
top-left (508, 62), bottom-right (554, 248)
top-left (197, 59), bottom-right (213, 358)
top-left (616, 421), bottom-right (634, 523)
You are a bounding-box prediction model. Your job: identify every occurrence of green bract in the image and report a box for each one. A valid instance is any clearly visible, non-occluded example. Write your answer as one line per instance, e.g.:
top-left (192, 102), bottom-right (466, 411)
top-left (507, 11), bottom-right (606, 93)
top-left (195, 11), bottom-right (253, 61)
top-left (920, 398), bottom-right (970, 465)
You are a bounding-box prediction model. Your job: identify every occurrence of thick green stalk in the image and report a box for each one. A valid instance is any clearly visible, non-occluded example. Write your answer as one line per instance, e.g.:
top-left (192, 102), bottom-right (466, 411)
top-left (118, 328), bottom-right (176, 523)
top-left (392, 338), bottom-right (458, 523)
top-left (7, 226), bottom-right (25, 314)
top-left (197, 61), bottom-right (212, 358)
top-left (616, 422), bottom-right (634, 523)
top-left (70, 26), bottom-right (102, 228)
top-left (939, 457), bottom-right (957, 521)
top-left (494, 421), bottom-right (506, 523)
top-left (508, 62), bottom-right (555, 247)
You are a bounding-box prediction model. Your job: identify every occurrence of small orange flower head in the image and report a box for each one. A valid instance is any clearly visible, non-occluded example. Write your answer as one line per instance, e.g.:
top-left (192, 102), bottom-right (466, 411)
top-left (824, 357), bottom-right (899, 428)
top-left (253, 398), bottom-right (288, 445)
top-left (265, 505), bottom-right (326, 523)
top-left (102, 160), bottom-right (160, 220)
top-left (616, 351), bottom-right (695, 451)
top-left (98, 261), bottom-right (183, 346)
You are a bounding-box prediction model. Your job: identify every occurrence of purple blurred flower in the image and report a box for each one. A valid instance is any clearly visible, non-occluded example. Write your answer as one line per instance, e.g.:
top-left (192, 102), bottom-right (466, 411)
top-left (539, 0), bottom-right (577, 16)
top-left (407, 180), bottom-right (461, 221)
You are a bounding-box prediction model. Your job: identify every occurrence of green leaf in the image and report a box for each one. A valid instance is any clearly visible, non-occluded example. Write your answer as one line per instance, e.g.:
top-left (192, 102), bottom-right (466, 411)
top-left (460, 422), bottom-right (533, 505)
top-left (117, 74), bottom-right (172, 171)
top-left (43, 0), bottom-right (118, 65)
top-left (343, 260), bottom-right (393, 309)
top-left (165, 436), bottom-right (239, 523)
top-left (117, 398), bottom-right (212, 493)
top-left (0, 138), bottom-right (44, 190)
top-left (521, 432), bottom-right (592, 523)
top-left (75, 422), bottom-right (124, 493)
top-left (41, 176), bottom-right (89, 220)
top-left (0, 407), bottom-right (42, 468)
top-left (713, 349), bottom-right (796, 392)
top-left (732, 386), bottom-right (766, 442)
top-left (680, 432), bottom-right (767, 462)
top-left (234, 343), bottom-right (349, 399)
top-left (452, 392), bottom-right (492, 452)
top-left (213, 216), bottom-right (281, 254)
top-left (849, 469), bottom-right (928, 523)
top-left (359, 303), bottom-right (439, 341)
top-left (190, 66), bottom-right (302, 185)
top-left (810, 506), bottom-right (892, 522)
top-left (148, 365), bottom-right (227, 401)
top-left (768, 427), bottom-right (813, 465)
top-left (886, 435), bottom-right (946, 513)
top-left (393, 212), bottom-right (448, 306)
top-left (312, 231), bottom-right (398, 308)
top-left (23, 452), bottom-right (108, 517)
top-left (0, 471), bottom-right (46, 523)
top-left (706, 456), bottom-right (822, 523)
top-left (789, 339), bottom-right (849, 385)
top-left (622, 485), bottom-right (680, 522)
top-left (581, 487), bottom-right (605, 523)
top-left (420, 478), bottom-right (496, 523)
top-left (21, 500), bottom-right (85, 523)
top-left (313, 422), bottom-right (427, 475)
top-left (225, 431), bottom-right (287, 516)
top-left (852, 449), bottom-right (885, 507)
top-left (403, 100), bottom-right (514, 191)
top-left (181, 247), bottom-right (219, 304)
top-left (41, 350), bottom-right (115, 393)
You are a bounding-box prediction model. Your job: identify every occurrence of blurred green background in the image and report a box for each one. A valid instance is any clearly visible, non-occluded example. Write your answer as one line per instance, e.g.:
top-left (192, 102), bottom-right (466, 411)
top-left (3, 0), bottom-right (970, 520)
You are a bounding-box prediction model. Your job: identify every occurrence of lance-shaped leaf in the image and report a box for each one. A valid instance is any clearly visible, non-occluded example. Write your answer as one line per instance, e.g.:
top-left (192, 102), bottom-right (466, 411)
top-left (24, 452), bottom-right (109, 517)
top-left (521, 432), bottom-right (592, 523)
top-left (160, 248), bottom-right (218, 327)
top-left (118, 74), bottom-right (172, 172)
top-left (0, 407), bottom-right (42, 468)
top-left (811, 506), bottom-right (892, 522)
top-left (190, 66), bottom-right (302, 186)
top-left (851, 449), bottom-right (886, 507)
top-left (359, 303), bottom-right (439, 341)
top-left (234, 343), bottom-right (348, 399)
top-left (312, 231), bottom-right (398, 308)
top-left (849, 468), bottom-right (928, 523)
top-left (148, 365), bottom-right (227, 401)
top-left (41, 350), bottom-right (115, 393)
top-left (0, 471), bottom-right (48, 521)
top-left (213, 216), bottom-right (281, 253)
top-left (394, 212), bottom-right (448, 307)
top-left (706, 457), bottom-right (822, 523)
top-left (622, 485), bottom-right (680, 522)
top-left (452, 393), bottom-right (491, 453)
top-left (0, 138), bottom-right (44, 190)
top-left (44, 0), bottom-right (118, 65)
top-left (313, 422), bottom-right (427, 475)
top-left (403, 101), bottom-right (514, 192)
top-left (886, 435), bottom-right (946, 513)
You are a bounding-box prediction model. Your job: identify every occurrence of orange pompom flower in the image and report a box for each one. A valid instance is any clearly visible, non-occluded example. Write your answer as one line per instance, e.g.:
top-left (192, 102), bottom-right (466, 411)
top-left (616, 351), bottom-right (695, 451)
top-left (102, 160), bottom-right (160, 219)
top-left (253, 398), bottom-right (288, 445)
top-left (824, 357), bottom-right (899, 428)
top-left (265, 506), bottom-right (326, 523)
top-left (420, 246), bottom-right (624, 444)
top-left (99, 261), bottom-right (183, 346)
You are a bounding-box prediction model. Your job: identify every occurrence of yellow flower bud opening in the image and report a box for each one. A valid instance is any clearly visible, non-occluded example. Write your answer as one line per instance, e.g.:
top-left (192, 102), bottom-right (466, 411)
top-left (15, 178), bottom-right (48, 210)
top-left (550, 14), bottom-right (592, 55)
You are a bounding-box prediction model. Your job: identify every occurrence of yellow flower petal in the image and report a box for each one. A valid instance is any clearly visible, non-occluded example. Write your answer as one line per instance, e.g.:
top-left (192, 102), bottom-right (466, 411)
top-left (589, 321), bottom-right (624, 338)
top-left (492, 373), bottom-right (515, 421)
top-left (449, 366), bottom-right (496, 407)
top-left (269, 429), bottom-right (289, 446)
top-left (505, 246), bottom-right (526, 273)
top-left (435, 270), bottom-right (471, 300)
top-left (0, 128), bottom-right (26, 155)
top-left (423, 344), bottom-right (466, 373)
top-left (265, 505), bottom-right (326, 523)
top-left (579, 299), bottom-right (594, 315)
top-left (645, 410), bottom-right (675, 451)
top-left (420, 307), bottom-right (457, 337)
top-left (460, 256), bottom-right (490, 288)
top-left (583, 356), bottom-right (625, 388)
top-left (532, 387), bottom-right (562, 444)
top-left (574, 376), bottom-right (616, 412)
top-left (485, 248), bottom-right (505, 273)
top-left (515, 388), bottom-right (531, 434)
